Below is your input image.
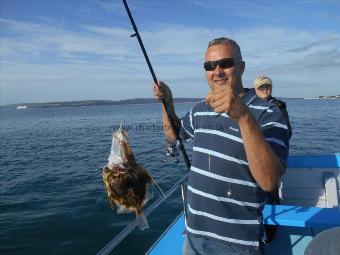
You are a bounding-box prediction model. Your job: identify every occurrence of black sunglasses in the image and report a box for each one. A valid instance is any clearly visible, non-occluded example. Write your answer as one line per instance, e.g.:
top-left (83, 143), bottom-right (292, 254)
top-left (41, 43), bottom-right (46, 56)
top-left (203, 58), bottom-right (236, 71)
top-left (257, 84), bottom-right (272, 90)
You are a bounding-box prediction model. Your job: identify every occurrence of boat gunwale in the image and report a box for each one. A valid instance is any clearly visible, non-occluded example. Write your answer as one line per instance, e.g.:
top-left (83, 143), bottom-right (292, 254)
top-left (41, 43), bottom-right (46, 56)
top-left (145, 212), bottom-right (184, 255)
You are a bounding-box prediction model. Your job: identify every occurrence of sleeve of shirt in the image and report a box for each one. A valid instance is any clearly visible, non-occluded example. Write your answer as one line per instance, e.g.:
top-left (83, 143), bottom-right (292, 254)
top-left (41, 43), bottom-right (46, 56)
top-left (179, 108), bottom-right (195, 140)
top-left (258, 105), bottom-right (290, 167)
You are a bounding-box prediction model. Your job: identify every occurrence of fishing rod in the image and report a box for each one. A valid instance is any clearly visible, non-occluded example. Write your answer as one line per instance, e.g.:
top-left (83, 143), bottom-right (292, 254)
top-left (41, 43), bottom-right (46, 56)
top-left (122, 0), bottom-right (191, 171)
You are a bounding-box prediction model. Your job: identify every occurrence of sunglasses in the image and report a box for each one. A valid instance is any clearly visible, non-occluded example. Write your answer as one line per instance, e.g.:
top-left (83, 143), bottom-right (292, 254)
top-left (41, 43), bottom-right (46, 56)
top-left (203, 58), bottom-right (237, 71)
top-left (256, 84), bottom-right (272, 90)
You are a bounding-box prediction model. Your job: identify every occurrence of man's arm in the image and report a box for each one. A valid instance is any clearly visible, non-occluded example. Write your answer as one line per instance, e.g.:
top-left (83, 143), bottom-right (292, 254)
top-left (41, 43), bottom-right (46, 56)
top-left (238, 111), bottom-right (285, 192)
top-left (153, 81), bottom-right (180, 143)
top-left (206, 86), bottom-right (284, 192)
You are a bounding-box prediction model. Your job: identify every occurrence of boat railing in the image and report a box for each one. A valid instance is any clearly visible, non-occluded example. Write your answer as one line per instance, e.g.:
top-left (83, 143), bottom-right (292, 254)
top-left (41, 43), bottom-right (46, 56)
top-left (96, 172), bottom-right (189, 255)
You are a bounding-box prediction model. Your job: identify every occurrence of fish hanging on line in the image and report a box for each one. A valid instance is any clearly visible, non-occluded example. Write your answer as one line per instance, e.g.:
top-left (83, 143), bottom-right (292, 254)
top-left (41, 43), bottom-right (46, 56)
top-left (102, 122), bottom-right (163, 230)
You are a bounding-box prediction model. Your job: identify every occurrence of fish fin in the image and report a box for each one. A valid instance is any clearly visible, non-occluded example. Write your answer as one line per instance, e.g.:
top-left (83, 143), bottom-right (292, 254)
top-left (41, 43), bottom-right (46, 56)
top-left (136, 211), bottom-right (149, 231)
top-left (117, 206), bottom-right (130, 214)
top-left (142, 186), bottom-right (154, 207)
top-left (109, 200), bottom-right (117, 211)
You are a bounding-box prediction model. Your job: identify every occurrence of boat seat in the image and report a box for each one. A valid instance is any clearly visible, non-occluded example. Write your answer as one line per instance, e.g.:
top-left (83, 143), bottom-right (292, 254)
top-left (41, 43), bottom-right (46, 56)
top-left (263, 204), bottom-right (340, 229)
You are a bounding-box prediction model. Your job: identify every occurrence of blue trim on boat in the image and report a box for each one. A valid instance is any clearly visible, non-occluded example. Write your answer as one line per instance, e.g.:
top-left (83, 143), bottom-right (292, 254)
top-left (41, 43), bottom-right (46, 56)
top-left (287, 154), bottom-right (340, 168)
top-left (146, 213), bottom-right (185, 255)
top-left (263, 205), bottom-right (340, 229)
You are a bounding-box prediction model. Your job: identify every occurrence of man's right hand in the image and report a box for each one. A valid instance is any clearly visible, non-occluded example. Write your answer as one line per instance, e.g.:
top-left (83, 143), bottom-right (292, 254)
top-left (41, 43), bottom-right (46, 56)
top-left (153, 81), bottom-right (173, 103)
top-left (152, 81), bottom-right (178, 142)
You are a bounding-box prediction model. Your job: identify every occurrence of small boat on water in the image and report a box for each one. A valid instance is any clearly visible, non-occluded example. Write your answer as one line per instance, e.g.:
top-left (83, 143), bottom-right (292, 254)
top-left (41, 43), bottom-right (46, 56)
top-left (98, 154), bottom-right (340, 255)
top-left (16, 105), bottom-right (27, 110)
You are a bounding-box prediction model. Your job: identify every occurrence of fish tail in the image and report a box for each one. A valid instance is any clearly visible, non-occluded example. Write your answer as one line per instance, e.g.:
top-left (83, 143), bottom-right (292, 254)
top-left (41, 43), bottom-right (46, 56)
top-left (136, 210), bottom-right (149, 231)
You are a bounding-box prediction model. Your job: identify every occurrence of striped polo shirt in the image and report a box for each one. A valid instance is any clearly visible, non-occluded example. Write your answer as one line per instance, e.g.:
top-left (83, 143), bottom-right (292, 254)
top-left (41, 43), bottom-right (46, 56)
top-left (180, 88), bottom-right (290, 249)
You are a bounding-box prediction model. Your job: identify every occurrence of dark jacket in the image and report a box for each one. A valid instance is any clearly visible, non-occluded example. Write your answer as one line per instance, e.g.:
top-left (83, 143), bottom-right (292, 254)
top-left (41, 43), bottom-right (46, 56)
top-left (268, 96), bottom-right (292, 139)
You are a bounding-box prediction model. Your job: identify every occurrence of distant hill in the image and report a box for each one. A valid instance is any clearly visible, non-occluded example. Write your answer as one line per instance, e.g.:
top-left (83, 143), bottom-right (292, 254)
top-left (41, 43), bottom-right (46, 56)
top-left (1, 98), bottom-right (202, 110)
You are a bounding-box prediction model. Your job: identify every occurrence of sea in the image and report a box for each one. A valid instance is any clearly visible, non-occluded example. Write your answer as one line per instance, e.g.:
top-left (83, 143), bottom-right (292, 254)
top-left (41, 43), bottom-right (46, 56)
top-left (1, 99), bottom-right (339, 255)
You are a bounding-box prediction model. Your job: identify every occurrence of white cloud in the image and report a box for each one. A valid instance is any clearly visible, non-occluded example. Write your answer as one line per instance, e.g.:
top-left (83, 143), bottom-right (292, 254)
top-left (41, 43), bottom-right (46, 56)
top-left (94, 0), bottom-right (125, 15)
top-left (1, 16), bottom-right (340, 105)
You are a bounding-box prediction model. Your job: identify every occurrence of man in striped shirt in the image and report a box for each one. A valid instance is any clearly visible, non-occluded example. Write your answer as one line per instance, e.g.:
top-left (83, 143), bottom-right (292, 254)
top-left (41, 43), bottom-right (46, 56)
top-left (153, 37), bottom-right (290, 255)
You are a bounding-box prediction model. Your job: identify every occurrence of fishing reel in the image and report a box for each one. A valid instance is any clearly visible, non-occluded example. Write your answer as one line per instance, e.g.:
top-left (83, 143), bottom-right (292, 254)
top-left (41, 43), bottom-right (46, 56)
top-left (161, 141), bottom-right (180, 164)
top-left (166, 141), bottom-right (179, 158)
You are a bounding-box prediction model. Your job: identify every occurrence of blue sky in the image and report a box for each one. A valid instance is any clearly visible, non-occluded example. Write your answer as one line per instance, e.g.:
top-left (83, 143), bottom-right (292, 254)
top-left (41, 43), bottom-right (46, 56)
top-left (1, 0), bottom-right (340, 105)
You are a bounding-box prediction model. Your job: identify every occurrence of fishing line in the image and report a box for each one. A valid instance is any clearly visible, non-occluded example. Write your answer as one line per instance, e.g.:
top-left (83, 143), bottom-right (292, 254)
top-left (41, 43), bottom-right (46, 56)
top-left (122, 0), bottom-right (191, 171)
top-left (134, 146), bottom-right (164, 157)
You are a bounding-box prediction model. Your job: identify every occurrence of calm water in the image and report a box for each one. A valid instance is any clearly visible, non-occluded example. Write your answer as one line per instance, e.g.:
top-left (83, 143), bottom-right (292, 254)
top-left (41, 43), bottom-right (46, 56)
top-left (0, 99), bottom-right (339, 255)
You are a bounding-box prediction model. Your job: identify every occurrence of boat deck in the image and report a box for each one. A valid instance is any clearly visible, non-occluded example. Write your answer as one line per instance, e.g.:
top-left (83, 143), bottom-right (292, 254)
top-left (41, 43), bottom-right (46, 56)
top-left (147, 155), bottom-right (340, 255)
top-left (147, 213), bottom-right (323, 255)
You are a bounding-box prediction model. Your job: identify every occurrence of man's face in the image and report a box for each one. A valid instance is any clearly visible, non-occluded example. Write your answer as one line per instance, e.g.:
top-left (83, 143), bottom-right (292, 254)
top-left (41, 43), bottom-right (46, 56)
top-left (204, 44), bottom-right (244, 92)
top-left (255, 84), bottom-right (272, 100)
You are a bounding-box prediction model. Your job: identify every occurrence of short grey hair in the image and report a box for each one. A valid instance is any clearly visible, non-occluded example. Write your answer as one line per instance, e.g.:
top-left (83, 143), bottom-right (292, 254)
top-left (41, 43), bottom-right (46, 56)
top-left (208, 37), bottom-right (243, 61)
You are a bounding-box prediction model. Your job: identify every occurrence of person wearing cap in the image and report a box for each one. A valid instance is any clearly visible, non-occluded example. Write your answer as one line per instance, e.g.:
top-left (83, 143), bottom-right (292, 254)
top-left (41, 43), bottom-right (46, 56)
top-left (253, 76), bottom-right (273, 101)
top-left (153, 37), bottom-right (290, 255)
top-left (253, 76), bottom-right (292, 138)
top-left (253, 76), bottom-right (292, 243)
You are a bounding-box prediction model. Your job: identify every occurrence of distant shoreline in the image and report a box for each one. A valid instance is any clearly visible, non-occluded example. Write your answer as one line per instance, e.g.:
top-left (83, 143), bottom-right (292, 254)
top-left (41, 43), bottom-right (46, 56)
top-left (2, 95), bottom-right (339, 110)
top-left (304, 95), bottom-right (340, 100)
top-left (1, 98), bottom-right (202, 110)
